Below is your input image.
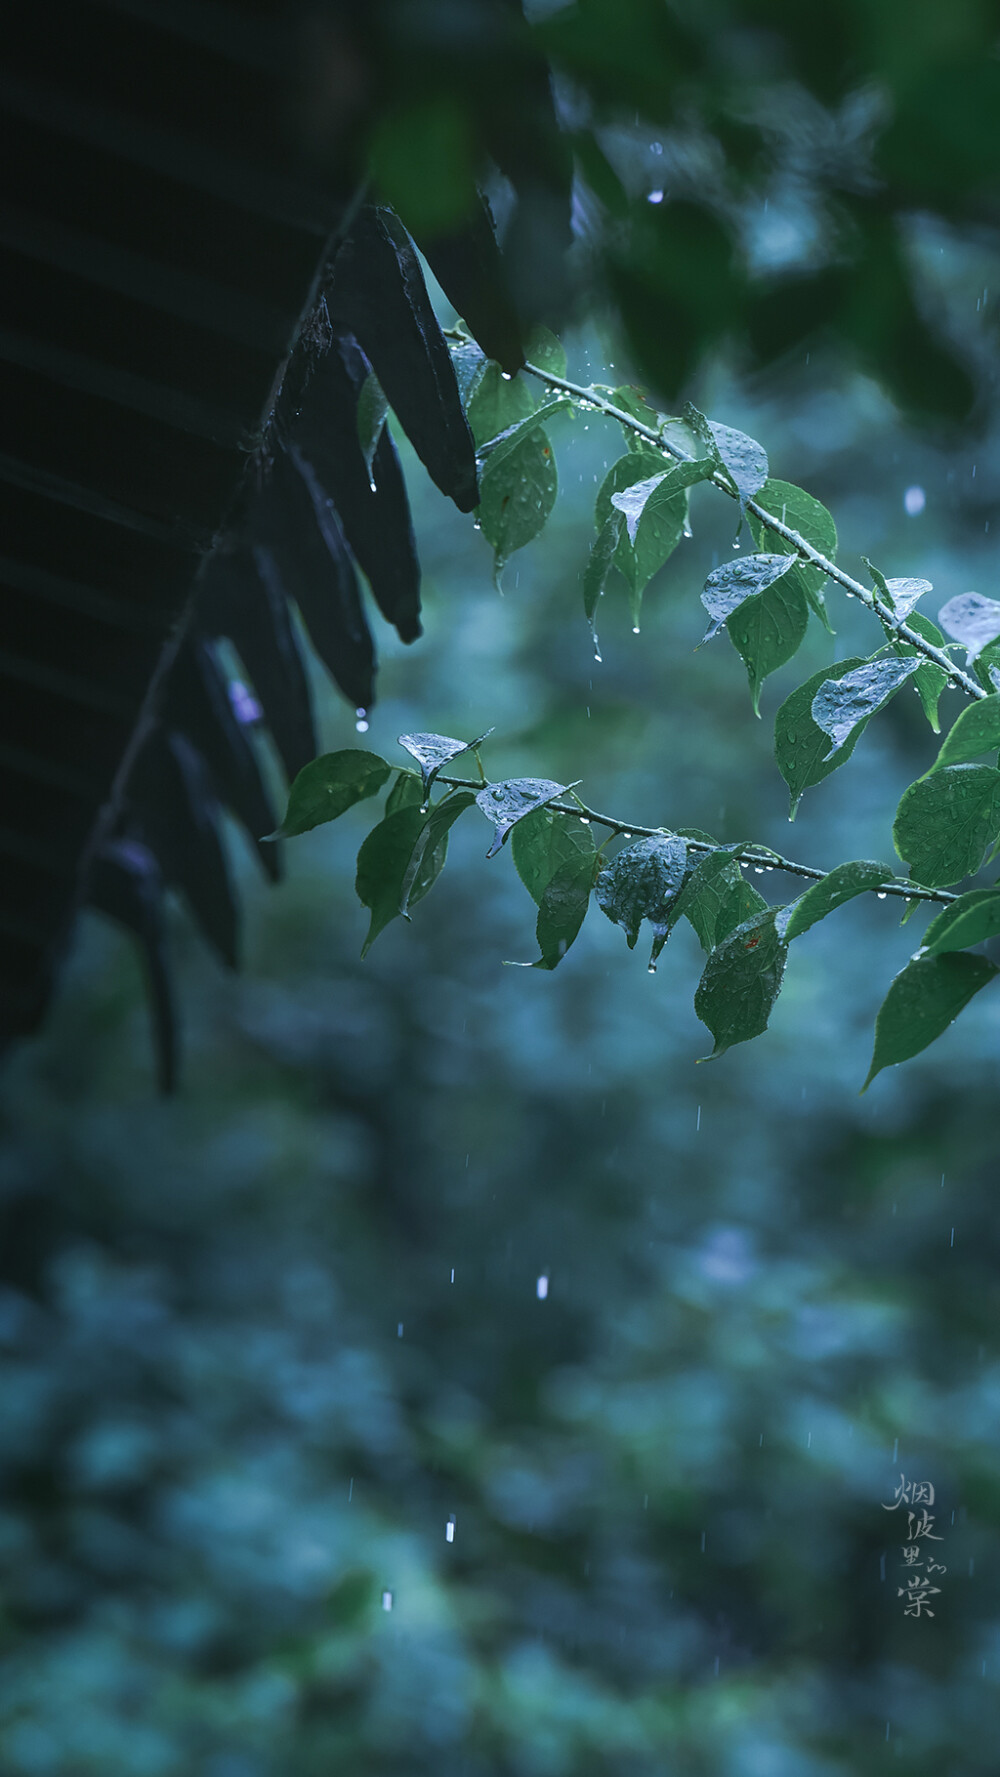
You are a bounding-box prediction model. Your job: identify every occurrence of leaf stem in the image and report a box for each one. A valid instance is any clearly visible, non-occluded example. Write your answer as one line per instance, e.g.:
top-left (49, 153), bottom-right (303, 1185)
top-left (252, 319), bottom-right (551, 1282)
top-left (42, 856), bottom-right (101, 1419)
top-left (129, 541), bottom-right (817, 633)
top-left (521, 361), bottom-right (987, 703)
top-left (435, 775), bottom-right (956, 906)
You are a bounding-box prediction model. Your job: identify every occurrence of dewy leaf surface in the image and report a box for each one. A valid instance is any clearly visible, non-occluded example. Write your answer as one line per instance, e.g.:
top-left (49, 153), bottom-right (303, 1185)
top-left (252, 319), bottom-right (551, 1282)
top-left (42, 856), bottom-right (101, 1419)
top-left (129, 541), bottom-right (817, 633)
top-left (274, 749), bottom-right (390, 839)
top-left (400, 791), bottom-right (476, 912)
top-left (512, 805), bottom-right (596, 906)
top-left (780, 860), bottom-right (895, 941)
top-left (477, 397), bottom-right (571, 474)
top-left (476, 778), bottom-right (570, 858)
top-left (701, 554), bottom-right (794, 642)
top-left (811, 657), bottom-right (919, 758)
top-left (707, 420), bottom-right (768, 514)
top-left (929, 696), bottom-right (1000, 771)
top-left (597, 452), bottom-right (711, 619)
top-left (356, 371), bottom-right (389, 482)
top-left (673, 847), bottom-right (767, 952)
top-left (398, 729), bottom-right (493, 797)
top-left (937, 592), bottom-right (1000, 663)
top-left (921, 887), bottom-right (1000, 954)
top-left (863, 557), bottom-right (931, 621)
top-left (467, 361), bottom-right (535, 449)
top-left (694, 910), bottom-right (788, 1056)
top-left (477, 427), bottom-right (558, 572)
top-left (583, 511), bottom-right (624, 652)
top-left (532, 851), bottom-right (597, 969)
top-left (863, 952), bottom-right (998, 1088)
top-left (595, 835), bottom-right (687, 950)
top-left (773, 657), bottom-right (869, 817)
top-left (894, 764), bottom-right (1000, 887)
top-left (355, 805), bottom-right (426, 956)
top-left (748, 477), bottom-right (837, 632)
top-left (725, 572), bottom-right (809, 715)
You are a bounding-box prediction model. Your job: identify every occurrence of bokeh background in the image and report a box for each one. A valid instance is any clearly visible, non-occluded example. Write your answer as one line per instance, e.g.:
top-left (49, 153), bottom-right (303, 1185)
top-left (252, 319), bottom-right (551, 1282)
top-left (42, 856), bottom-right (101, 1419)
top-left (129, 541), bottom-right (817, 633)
top-left (4, 35), bottom-right (1000, 1776)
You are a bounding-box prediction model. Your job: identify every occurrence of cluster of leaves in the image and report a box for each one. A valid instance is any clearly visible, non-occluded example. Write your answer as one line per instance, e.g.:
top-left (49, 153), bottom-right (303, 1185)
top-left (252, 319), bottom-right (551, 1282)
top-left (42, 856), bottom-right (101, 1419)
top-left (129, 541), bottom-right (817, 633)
top-left (272, 335), bottom-right (1000, 1086)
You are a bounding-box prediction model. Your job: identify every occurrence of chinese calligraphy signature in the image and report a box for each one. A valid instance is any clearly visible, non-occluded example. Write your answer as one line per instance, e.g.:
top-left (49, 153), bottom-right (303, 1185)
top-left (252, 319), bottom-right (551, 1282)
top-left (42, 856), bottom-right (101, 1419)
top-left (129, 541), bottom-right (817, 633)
top-left (882, 1474), bottom-right (945, 1617)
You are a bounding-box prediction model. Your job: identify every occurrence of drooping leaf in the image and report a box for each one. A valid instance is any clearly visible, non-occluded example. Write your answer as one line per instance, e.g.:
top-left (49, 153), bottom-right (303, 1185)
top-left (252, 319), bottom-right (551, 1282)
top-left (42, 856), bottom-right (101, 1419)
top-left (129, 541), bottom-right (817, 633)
top-left (420, 192), bottom-right (524, 373)
top-left (612, 384), bottom-right (662, 447)
top-left (476, 778), bottom-right (570, 858)
top-left (532, 850), bottom-right (598, 969)
top-left (884, 610), bottom-right (951, 733)
top-left (937, 593), bottom-right (1000, 664)
top-left (773, 656), bottom-right (869, 817)
top-left (694, 910), bottom-right (788, 1057)
top-left (929, 696), bottom-right (1000, 771)
top-left (477, 397), bottom-right (571, 474)
top-left (356, 370), bottom-right (389, 483)
top-left (862, 557), bottom-right (931, 621)
top-left (164, 634), bottom-right (281, 881)
top-left (894, 764), bottom-right (1000, 887)
top-left (748, 478), bottom-right (838, 634)
top-left (700, 554), bottom-right (794, 642)
top-left (477, 427), bottom-right (558, 575)
top-left (467, 361), bottom-right (536, 449)
top-left (87, 839), bottom-right (177, 1094)
top-left (397, 729), bottom-right (493, 799)
top-left (707, 419), bottom-right (768, 515)
top-left (582, 511), bottom-right (624, 653)
top-left (326, 205), bottom-right (479, 511)
top-left (921, 886), bottom-right (1000, 955)
top-left (811, 656), bottom-right (920, 758)
top-left (862, 952), bottom-right (998, 1089)
top-left (201, 545), bottom-right (318, 783)
top-left (725, 571), bottom-right (809, 716)
top-left (450, 340), bottom-right (489, 408)
top-left (595, 834), bottom-right (687, 950)
top-left (274, 749), bottom-right (391, 839)
top-left (673, 847), bottom-right (767, 952)
top-left (401, 791), bottom-right (476, 913)
top-left (355, 805), bottom-right (426, 956)
top-left (129, 731), bottom-right (239, 970)
top-left (780, 860), bottom-right (896, 941)
top-left (386, 770), bottom-right (424, 815)
top-left (597, 451), bottom-right (712, 623)
top-left (511, 804), bottom-right (596, 906)
top-left (610, 469), bottom-right (672, 542)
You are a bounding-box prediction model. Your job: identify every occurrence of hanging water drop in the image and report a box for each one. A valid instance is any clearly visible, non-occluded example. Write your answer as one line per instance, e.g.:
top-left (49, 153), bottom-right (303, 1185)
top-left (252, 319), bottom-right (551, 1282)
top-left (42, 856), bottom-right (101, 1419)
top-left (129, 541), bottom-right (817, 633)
top-left (501, 371), bottom-right (512, 381)
top-left (579, 816), bottom-right (590, 825)
top-left (754, 866), bottom-right (764, 875)
top-left (622, 831), bottom-right (632, 839)
top-left (369, 478), bottom-right (377, 494)
top-left (632, 625), bottom-right (641, 634)
top-left (536, 1274), bottom-right (549, 1299)
top-left (648, 960), bottom-right (657, 974)
top-left (877, 891), bottom-right (887, 900)
top-left (419, 804), bottom-right (428, 815)
top-left (594, 649), bottom-right (603, 663)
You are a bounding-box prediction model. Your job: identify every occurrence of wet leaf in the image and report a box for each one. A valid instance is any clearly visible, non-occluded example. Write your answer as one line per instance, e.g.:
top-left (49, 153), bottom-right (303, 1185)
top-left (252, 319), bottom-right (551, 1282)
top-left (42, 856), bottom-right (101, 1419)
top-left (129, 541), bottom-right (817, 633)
top-left (894, 764), bottom-right (1000, 887)
top-left (273, 749), bottom-right (391, 839)
top-left (921, 886), bottom-right (1000, 954)
top-left (450, 340), bottom-right (489, 407)
top-left (938, 592), bottom-right (1000, 664)
top-left (862, 952), bottom-right (997, 1089)
top-left (467, 361), bottom-right (535, 449)
top-left (811, 657), bottom-right (920, 758)
top-left (532, 850), bottom-right (598, 969)
top-left (774, 657), bottom-right (869, 817)
top-left (595, 834), bottom-right (687, 950)
top-left (401, 791), bottom-right (477, 913)
top-left (863, 557), bottom-right (931, 621)
top-left (477, 427), bottom-right (558, 575)
top-left (597, 451), bottom-right (712, 623)
top-left (356, 370), bottom-right (389, 482)
top-left (748, 478), bottom-right (837, 634)
top-left (512, 804), bottom-right (596, 906)
top-left (477, 397), bottom-right (570, 475)
top-left (726, 571), bottom-right (809, 716)
top-left (780, 860), bottom-right (896, 941)
top-left (707, 419), bottom-right (768, 515)
top-left (674, 846), bottom-right (767, 952)
top-left (694, 910), bottom-right (788, 1057)
top-left (700, 554), bottom-right (794, 642)
top-left (929, 696), bottom-right (1000, 771)
top-left (398, 729), bottom-right (493, 798)
top-left (583, 511), bottom-right (624, 652)
top-left (385, 770), bottom-right (423, 815)
top-left (476, 778), bottom-right (570, 858)
top-left (356, 806), bottom-right (425, 955)
top-left (524, 324), bottom-right (567, 379)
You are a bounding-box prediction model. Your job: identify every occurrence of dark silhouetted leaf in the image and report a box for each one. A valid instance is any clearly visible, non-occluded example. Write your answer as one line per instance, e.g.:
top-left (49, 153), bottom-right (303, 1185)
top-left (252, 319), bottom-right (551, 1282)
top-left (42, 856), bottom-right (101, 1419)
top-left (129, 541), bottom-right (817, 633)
top-left (356, 371), bottom-right (389, 483)
top-left (419, 193), bottom-right (524, 373)
top-left (129, 731), bottom-right (239, 969)
top-left (476, 778), bottom-right (570, 858)
top-left (694, 910), bottom-right (788, 1057)
top-left (811, 657), bottom-right (920, 758)
top-left (894, 764), bottom-right (1000, 887)
top-left (200, 545), bottom-right (317, 783)
top-left (164, 634), bottom-right (281, 880)
top-left (583, 511), bottom-right (624, 654)
top-left (87, 839), bottom-right (178, 1094)
top-left (275, 750), bottom-right (391, 840)
top-left (863, 953), bottom-right (997, 1089)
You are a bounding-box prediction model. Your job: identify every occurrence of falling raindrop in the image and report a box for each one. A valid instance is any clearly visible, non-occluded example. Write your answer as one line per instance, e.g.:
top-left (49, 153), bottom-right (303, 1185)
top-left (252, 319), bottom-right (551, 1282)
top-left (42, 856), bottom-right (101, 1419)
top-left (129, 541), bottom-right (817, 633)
top-left (594, 649), bottom-right (603, 663)
top-left (696, 1105), bottom-right (701, 1131)
top-left (648, 189), bottom-right (664, 204)
top-left (536, 1274), bottom-right (549, 1299)
top-left (904, 485), bottom-right (926, 516)
top-left (446, 1517), bottom-right (456, 1543)
top-left (382, 1590), bottom-right (393, 1611)
top-left (754, 866), bottom-right (764, 875)
top-left (450, 1268), bottom-right (455, 1283)
top-left (397, 1322), bottom-right (404, 1338)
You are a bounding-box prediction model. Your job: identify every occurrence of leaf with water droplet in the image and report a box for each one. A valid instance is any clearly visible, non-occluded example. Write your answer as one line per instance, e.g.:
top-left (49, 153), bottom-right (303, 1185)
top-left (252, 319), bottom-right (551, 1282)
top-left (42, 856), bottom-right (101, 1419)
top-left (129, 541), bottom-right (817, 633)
top-left (811, 656), bottom-right (920, 758)
top-left (467, 360), bottom-right (535, 448)
top-left (612, 384), bottom-right (662, 451)
top-left (877, 609), bottom-right (951, 733)
top-left (929, 695), bottom-right (1000, 771)
top-left (529, 849), bottom-right (598, 969)
top-left (920, 886), bottom-right (1000, 954)
top-left (356, 370), bottom-right (390, 483)
top-left (707, 420), bottom-right (768, 518)
top-left (597, 451), bottom-right (713, 626)
top-left (271, 748), bottom-right (390, 839)
top-left (524, 324), bottom-right (567, 379)
top-left (774, 656), bottom-right (869, 817)
top-left (595, 834), bottom-right (687, 951)
top-left (862, 557), bottom-right (931, 621)
top-left (700, 554), bottom-right (794, 642)
top-left (673, 846), bottom-right (767, 951)
top-left (450, 340), bottom-right (488, 409)
top-left (694, 910), bottom-right (788, 1057)
top-left (400, 790), bottom-right (476, 913)
top-left (894, 763), bottom-right (1000, 887)
top-left (511, 803), bottom-right (596, 907)
top-left (477, 396), bottom-right (571, 475)
top-left (582, 511), bottom-right (624, 652)
top-left (476, 777), bottom-right (571, 858)
top-left (726, 571), bottom-right (809, 716)
top-left (385, 769), bottom-right (424, 815)
top-left (779, 860), bottom-right (896, 941)
top-left (355, 805), bottom-right (426, 955)
top-left (398, 729), bottom-right (494, 798)
top-left (938, 592), bottom-right (1000, 664)
top-left (748, 478), bottom-right (837, 635)
top-left (862, 952), bottom-right (997, 1089)
top-left (476, 426), bottom-right (557, 577)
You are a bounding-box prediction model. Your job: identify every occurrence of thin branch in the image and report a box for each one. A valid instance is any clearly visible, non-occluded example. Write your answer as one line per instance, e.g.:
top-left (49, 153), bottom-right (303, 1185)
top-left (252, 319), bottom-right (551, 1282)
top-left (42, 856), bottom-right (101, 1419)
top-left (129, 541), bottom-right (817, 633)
top-left (522, 361), bottom-right (987, 704)
top-left (435, 776), bottom-right (956, 906)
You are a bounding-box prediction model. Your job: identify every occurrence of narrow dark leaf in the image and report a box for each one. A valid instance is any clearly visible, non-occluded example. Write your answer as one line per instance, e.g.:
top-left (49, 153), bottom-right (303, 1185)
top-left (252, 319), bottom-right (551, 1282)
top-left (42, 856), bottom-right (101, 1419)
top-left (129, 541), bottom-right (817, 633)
top-left (275, 750), bottom-right (391, 840)
top-left (583, 511), bottom-right (624, 654)
top-left (326, 205), bottom-right (479, 511)
top-left (701, 555), bottom-right (794, 642)
top-left (694, 910), bottom-right (788, 1057)
top-left (418, 193), bottom-right (524, 372)
top-left (595, 834), bottom-right (687, 950)
top-left (475, 778), bottom-right (570, 858)
top-left (128, 731), bottom-right (239, 969)
top-left (87, 839), bottom-right (178, 1093)
top-left (894, 764), bottom-right (1000, 887)
top-left (356, 371), bottom-right (389, 483)
top-left (164, 634), bottom-right (281, 880)
top-left (863, 953), bottom-right (997, 1088)
top-left (780, 860), bottom-right (895, 941)
top-left (811, 657), bottom-right (920, 758)
top-left (199, 545), bottom-right (317, 783)
top-left (398, 729), bottom-right (493, 799)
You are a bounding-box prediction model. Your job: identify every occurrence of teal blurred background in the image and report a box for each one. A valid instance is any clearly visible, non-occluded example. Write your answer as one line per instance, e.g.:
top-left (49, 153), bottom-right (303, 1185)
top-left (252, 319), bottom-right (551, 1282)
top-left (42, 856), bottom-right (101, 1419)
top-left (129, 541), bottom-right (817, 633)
top-left (3, 279), bottom-right (1000, 1772)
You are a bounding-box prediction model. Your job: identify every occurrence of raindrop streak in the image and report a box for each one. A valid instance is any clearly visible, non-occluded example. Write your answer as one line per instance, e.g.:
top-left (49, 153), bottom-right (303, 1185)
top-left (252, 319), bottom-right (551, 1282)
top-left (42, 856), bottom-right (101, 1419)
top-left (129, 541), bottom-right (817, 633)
top-left (892, 1437), bottom-right (899, 1463)
top-left (904, 485), bottom-right (926, 516)
top-left (696, 1105), bottom-right (701, 1131)
top-left (536, 1274), bottom-right (549, 1300)
top-left (450, 1268), bottom-right (455, 1283)
top-left (397, 1322), bottom-right (404, 1338)
top-left (446, 1517), bottom-right (456, 1543)
top-left (348, 1478), bottom-right (353, 1502)
top-left (368, 478), bottom-right (377, 494)
top-left (951, 1228), bottom-right (955, 1247)
top-left (700, 1531), bottom-right (706, 1552)
top-left (382, 1591), bottom-right (393, 1612)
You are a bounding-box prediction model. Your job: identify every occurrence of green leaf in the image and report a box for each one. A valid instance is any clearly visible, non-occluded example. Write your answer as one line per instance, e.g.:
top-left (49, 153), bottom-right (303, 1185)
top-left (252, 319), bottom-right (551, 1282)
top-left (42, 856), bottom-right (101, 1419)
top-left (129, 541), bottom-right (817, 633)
top-left (467, 361), bottom-right (535, 449)
top-left (476, 778), bottom-right (571, 858)
top-left (477, 397), bottom-right (571, 474)
top-left (929, 696), bottom-right (1000, 771)
top-left (532, 851), bottom-right (598, 969)
top-left (595, 834), bottom-right (687, 951)
top-left (707, 420), bottom-right (768, 516)
top-left (725, 572), bottom-right (809, 716)
top-left (748, 477), bottom-right (837, 635)
top-left (612, 384), bottom-right (662, 448)
top-left (673, 847), bottom-right (768, 952)
top-left (774, 657), bottom-right (869, 817)
top-left (894, 612), bottom-right (951, 733)
top-left (401, 791), bottom-right (476, 913)
top-left (921, 886), bottom-right (1000, 954)
top-left (355, 805), bottom-right (426, 956)
top-left (511, 804), bottom-right (596, 906)
top-left (862, 952), bottom-right (998, 1089)
top-left (700, 554), bottom-right (794, 643)
top-left (477, 427), bottom-right (557, 575)
top-left (596, 451), bottom-right (712, 624)
top-left (974, 639), bottom-right (1000, 694)
top-left (524, 324), bottom-right (567, 379)
top-left (274, 750), bottom-right (391, 839)
top-left (811, 656), bottom-right (920, 757)
top-left (694, 910), bottom-right (788, 1057)
top-left (397, 729), bottom-right (493, 799)
top-left (780, 860), bottom-right (896, 941)
top-left (582, 511), bottom-right (624, 655)
top-left (894, 764), bottom-right (1000, 887)
top-left (450, 340), bottom-right (488, 408)
top-left (937, 593), bottom-right (1000, 664)
top-left (385, 770), bottom-right (424, 815)
top-left (862, 558), bottom-right (931, 621)
top-left (356, 371), bottom-right (389, 483)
